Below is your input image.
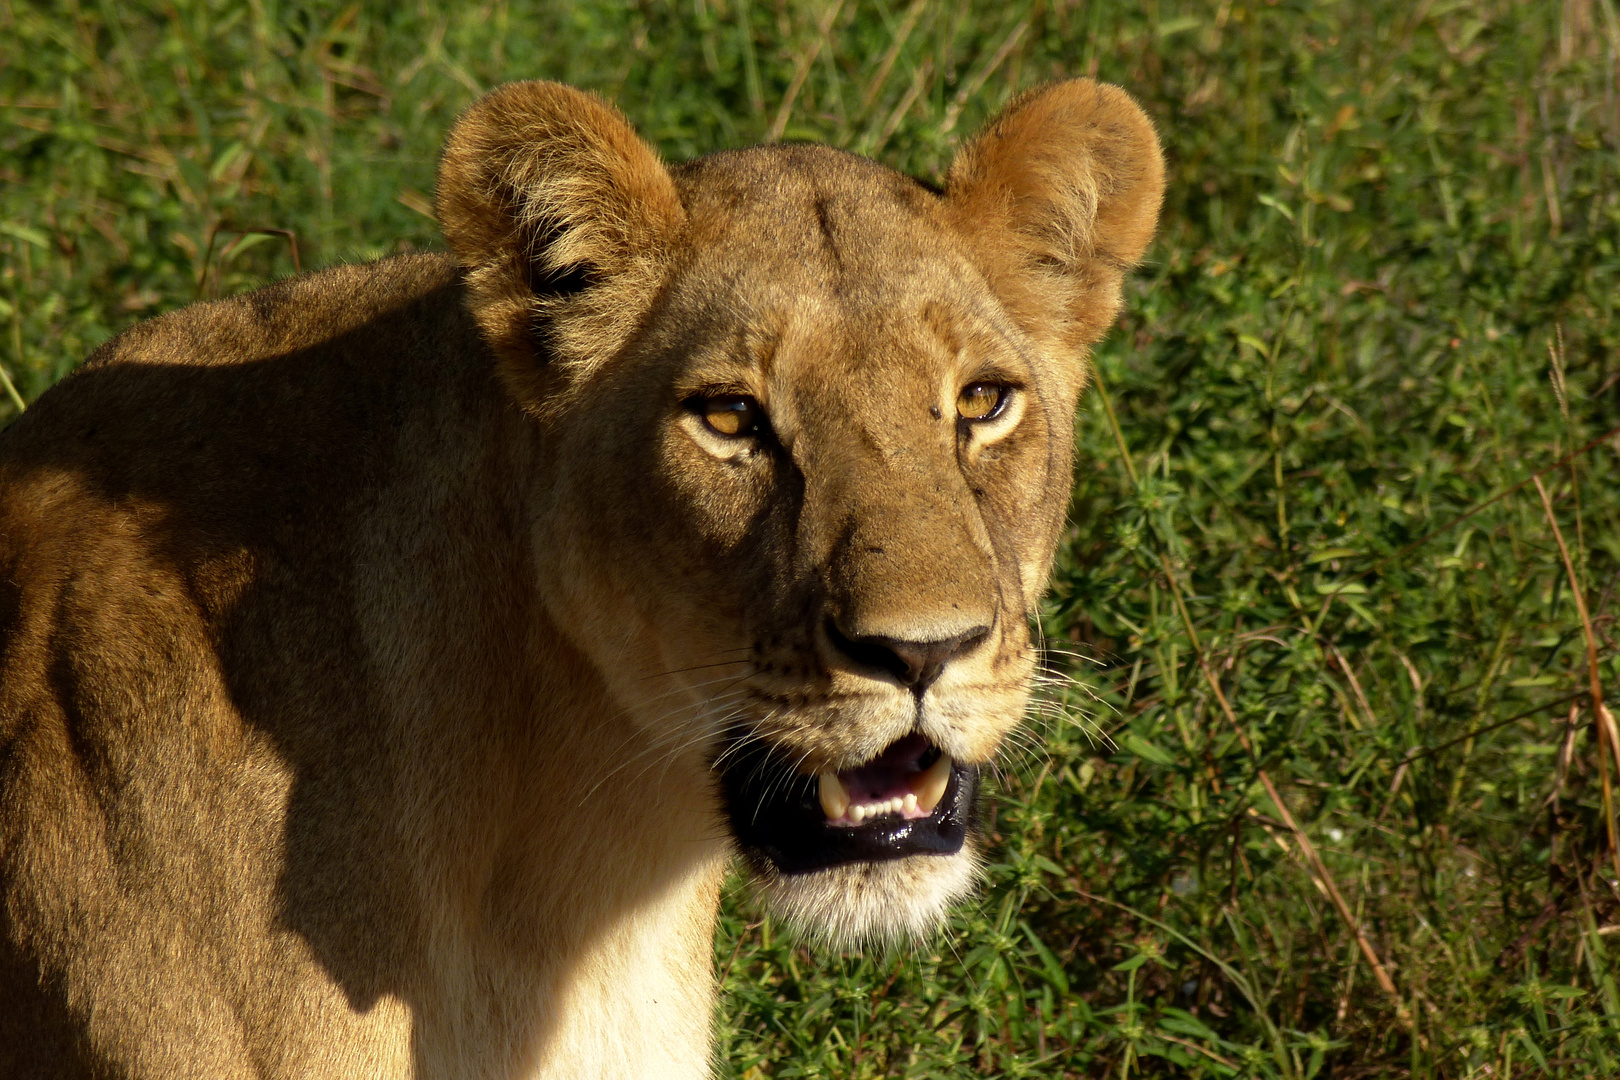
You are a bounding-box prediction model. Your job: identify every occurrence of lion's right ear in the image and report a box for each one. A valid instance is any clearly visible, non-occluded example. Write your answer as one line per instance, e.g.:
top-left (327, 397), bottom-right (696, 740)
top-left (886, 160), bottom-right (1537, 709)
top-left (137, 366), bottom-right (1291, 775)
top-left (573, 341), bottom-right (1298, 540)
top-left (436, 81), bottom-right (685, 408)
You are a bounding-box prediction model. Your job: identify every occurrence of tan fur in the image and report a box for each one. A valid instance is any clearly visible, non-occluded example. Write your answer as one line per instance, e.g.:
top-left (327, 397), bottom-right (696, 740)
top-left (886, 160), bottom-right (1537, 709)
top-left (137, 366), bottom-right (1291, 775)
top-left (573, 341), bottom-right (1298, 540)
top-left (0, 80), bottom-right (1162, 1078)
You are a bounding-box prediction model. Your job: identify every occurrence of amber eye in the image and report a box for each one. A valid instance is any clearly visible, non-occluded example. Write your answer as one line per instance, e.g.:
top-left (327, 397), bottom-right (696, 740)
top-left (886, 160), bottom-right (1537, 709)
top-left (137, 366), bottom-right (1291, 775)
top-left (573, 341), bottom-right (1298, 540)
top-left (698, 394), bottom-right (762, 438)
top-left (956, 382), bottom-right (1007, 422)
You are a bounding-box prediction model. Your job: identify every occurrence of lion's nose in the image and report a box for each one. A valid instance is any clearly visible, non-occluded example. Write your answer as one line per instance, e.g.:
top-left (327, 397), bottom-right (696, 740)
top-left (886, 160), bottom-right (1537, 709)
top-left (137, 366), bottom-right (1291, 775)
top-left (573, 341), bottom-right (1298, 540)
top-left (825, 620), bottom-right (991, 693)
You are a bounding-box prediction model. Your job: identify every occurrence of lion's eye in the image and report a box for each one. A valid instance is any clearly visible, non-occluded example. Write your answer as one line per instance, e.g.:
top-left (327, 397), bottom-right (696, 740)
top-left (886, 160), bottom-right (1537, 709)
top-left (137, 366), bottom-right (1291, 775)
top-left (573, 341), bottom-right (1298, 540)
top-left (956, 382), bottom-right (1007, 422)
top-left (699, 395), bottom-right (762, 438)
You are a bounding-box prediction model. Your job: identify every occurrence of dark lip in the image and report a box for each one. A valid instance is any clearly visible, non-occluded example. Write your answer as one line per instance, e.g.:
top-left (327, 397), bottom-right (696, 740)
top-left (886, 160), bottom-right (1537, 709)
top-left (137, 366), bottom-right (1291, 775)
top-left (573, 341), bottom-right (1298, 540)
top-left (716, 735), bottom-right (979, 876)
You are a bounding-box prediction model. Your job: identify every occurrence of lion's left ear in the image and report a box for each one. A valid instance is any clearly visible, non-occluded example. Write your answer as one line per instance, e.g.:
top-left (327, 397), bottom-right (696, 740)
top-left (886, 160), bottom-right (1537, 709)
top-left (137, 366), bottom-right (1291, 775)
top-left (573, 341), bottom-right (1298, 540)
top-left (945, 80), bottom-right (1165, 356)
top-left (436, 81), bottom-right (685, 409)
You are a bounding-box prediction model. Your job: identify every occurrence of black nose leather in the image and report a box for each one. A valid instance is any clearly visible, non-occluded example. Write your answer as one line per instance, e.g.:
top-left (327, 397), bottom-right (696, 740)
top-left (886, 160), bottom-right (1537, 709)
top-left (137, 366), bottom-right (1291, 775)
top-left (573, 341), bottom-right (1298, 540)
top-left (826, 620), bottom-right (990, 692)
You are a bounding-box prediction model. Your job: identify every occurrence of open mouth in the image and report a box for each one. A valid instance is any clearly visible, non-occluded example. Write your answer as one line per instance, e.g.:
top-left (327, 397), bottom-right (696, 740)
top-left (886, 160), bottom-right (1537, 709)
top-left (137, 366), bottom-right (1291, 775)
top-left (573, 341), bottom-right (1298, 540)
top-left (718, 732), bottom-right (978, 875)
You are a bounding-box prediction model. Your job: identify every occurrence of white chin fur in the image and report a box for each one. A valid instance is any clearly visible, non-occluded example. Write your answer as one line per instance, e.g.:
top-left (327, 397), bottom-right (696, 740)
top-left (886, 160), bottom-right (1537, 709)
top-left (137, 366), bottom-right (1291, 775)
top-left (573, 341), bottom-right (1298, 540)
top-left (750, 842), bottom-right (982, 948)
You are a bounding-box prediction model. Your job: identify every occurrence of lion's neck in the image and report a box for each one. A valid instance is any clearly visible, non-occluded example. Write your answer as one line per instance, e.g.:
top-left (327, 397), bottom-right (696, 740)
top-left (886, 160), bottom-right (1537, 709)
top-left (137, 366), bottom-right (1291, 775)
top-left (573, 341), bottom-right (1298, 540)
top-left (395, 627), bottom-right (729, 1080)
top-left (320, 383), bottom-right (732, 1079)
top-left (508, 835), bottom-right (727, 1080)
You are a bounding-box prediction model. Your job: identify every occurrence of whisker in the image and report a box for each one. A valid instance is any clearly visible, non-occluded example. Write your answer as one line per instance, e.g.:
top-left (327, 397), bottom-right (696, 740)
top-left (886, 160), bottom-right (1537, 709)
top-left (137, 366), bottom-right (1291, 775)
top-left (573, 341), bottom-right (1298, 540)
top-left (626, 670), bottom-right (756, 711)
top-left (576, 688), bottom-right (756, 803)
top-left (637, 652), bottom-right (754, 681)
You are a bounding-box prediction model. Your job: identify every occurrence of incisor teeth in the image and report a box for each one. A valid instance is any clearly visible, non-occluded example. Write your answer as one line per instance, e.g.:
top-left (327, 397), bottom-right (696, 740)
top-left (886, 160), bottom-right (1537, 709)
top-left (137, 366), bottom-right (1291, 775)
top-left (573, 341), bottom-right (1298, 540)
top-left (818, 772), bottom-right (849, 822)
top-left (914, 754), bottom-right (953, 813)
top-left (821, 760), bottom-right (952, 825)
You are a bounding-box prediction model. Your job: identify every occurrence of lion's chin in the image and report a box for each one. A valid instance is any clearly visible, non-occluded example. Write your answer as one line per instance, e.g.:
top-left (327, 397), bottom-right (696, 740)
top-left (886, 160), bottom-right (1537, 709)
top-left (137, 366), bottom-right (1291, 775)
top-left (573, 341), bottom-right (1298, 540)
top-left (749, 843), bottom-right (982, 948)
top-left (716, 728), bottom-right (988, 944)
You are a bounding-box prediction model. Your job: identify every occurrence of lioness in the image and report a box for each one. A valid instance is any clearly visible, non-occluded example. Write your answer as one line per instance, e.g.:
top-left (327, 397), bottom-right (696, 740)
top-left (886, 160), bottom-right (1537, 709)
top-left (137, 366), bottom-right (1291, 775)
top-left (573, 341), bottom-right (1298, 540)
top-left (0, 79), bottom-right (1162, 1077)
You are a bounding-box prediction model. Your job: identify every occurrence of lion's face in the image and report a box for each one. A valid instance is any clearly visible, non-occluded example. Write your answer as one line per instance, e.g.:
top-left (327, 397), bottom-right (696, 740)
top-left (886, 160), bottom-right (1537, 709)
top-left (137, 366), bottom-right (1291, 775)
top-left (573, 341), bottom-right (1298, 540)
top-left (435, 81), bottom-right (1163, 943)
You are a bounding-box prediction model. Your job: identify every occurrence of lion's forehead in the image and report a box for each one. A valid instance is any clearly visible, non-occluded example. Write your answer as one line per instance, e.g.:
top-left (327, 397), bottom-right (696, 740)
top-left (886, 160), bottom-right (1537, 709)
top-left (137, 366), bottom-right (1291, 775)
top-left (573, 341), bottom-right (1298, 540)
top-left (659, 146), bottom-right (1028, 404)
top-left (674, 146), bottom-right (969, 278)
top-left (663, 258), bottom-right (1020, 391)
top-left (673, 142), bottom-right (934, 218)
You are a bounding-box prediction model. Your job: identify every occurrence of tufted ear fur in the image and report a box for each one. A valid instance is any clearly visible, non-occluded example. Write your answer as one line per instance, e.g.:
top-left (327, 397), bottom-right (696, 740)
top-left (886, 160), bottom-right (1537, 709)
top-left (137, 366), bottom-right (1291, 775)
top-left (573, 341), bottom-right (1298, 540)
top-left (435, 81), bottom-right (686, 411)
top-left (945, 79), bottom-right (1165, 358)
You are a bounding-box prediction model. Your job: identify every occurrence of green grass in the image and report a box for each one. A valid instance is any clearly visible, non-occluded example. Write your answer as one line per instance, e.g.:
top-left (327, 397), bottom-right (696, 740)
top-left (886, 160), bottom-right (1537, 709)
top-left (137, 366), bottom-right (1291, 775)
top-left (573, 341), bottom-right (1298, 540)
top-left (5, 1), bottom-right (1620, 1076)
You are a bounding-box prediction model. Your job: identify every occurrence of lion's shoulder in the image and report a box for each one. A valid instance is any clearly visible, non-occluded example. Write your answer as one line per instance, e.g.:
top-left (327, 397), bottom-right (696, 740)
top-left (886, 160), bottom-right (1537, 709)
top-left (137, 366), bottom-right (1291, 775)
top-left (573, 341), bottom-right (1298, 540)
top-left (0, 252), bottom-right (504, 715)
top-left (80, 252), bottom-right (462, 374)
top-left (0, 252), bottom-right (480, 505)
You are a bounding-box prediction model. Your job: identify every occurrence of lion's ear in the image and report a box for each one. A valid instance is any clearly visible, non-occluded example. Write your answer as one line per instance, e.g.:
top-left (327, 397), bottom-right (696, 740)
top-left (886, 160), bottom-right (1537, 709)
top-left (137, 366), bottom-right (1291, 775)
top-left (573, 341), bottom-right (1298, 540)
top-left (436, 81), bottom-right (685, 407)
top-left (945, 79), bottom-right (1165, 355)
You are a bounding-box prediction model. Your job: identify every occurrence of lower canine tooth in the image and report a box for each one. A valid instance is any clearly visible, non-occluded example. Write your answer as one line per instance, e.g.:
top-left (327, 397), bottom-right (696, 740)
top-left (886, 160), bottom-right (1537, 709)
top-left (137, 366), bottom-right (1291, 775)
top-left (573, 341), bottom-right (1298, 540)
top-left (818, 772), bottom-right (849, 821)
top-left (914, 754), bottom-right (953, 813)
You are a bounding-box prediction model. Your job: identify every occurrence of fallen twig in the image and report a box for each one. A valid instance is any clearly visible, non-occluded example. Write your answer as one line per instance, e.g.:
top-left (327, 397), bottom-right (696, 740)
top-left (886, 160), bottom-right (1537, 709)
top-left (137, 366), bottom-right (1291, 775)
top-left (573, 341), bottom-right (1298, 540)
top-left (1534, 474), bottom-right (1620, 882)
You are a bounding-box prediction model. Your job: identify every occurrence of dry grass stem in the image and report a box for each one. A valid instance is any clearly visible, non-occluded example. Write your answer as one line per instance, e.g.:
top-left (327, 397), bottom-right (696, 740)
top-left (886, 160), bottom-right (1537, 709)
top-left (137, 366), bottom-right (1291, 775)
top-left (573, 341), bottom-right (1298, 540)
top-left (766, 0), bottom-right (846, 142)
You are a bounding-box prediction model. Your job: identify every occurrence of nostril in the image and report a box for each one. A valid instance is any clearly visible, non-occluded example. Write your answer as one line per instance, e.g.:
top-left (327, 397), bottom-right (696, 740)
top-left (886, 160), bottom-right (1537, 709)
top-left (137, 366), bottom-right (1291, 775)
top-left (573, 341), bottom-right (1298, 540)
top-left (824, 620), bottom-right (911, 683)
top-left (825, 620), bottom-right (991, 692)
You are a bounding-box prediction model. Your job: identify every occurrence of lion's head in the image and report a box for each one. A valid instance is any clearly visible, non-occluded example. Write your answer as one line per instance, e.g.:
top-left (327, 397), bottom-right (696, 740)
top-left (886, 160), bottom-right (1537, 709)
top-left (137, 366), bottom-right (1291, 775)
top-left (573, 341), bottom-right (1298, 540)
top-left (435, 80), bottom-right (1163, 944)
